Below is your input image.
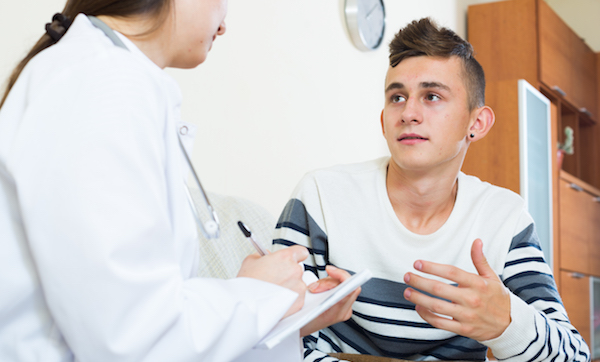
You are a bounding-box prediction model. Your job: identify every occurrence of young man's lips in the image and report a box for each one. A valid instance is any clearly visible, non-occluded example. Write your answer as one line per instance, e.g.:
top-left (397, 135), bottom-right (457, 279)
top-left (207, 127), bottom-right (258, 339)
top-left (398, 134), bottom-right (428, 142)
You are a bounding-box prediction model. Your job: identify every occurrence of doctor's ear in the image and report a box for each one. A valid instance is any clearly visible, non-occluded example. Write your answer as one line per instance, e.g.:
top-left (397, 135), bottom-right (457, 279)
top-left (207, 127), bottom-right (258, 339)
top-left (380, 110), bottom-right (385, 135)
top-left (468, 106), bottom-right (495, 142)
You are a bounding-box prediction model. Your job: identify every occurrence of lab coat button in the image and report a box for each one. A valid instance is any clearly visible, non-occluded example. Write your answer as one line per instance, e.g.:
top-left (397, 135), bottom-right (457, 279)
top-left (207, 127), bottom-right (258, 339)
top-left (179, 125), bottom-right (189, 135)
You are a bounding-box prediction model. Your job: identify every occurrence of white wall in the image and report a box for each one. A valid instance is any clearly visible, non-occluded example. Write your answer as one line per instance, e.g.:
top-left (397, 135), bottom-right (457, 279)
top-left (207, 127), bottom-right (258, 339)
top-left (545, 0), bottom-right (600, 51)
top-left (0, 0), bottom-right (501, 216)
top-left (169, 0), bottom-right (467, 217)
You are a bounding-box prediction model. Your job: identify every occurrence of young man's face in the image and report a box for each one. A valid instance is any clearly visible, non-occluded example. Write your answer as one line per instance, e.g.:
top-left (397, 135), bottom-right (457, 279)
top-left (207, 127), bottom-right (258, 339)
top-left (381, 55), bottom-right (476, 174)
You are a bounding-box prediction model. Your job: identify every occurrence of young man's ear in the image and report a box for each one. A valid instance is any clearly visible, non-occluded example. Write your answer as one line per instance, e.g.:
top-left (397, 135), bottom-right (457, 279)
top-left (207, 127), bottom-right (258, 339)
top-left (467, 106), bottom-right (495, 141)
top-left (380, 110), bottom-right (385, 135)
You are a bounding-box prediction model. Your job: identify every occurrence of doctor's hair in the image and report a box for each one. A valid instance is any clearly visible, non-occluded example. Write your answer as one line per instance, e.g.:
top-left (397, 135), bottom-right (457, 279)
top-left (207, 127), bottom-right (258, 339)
top-left (388, 17), bottom-right (485, 111)
top-left (0, 0), bottom-right (172, 109)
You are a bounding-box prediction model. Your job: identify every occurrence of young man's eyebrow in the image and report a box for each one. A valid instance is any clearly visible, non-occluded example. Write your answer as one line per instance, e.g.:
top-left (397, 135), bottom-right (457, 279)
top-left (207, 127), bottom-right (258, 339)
top-left (385, 81), bottom-right (451, 93)
top-left (420, 81), bottom-right (450, 91)
top-left (385, 82), bottom-right (404, 93)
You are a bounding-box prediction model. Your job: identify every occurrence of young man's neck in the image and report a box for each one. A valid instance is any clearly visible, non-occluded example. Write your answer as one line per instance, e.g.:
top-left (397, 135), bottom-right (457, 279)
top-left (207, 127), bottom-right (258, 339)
top-left (386, 161), bottom-right (460, 235)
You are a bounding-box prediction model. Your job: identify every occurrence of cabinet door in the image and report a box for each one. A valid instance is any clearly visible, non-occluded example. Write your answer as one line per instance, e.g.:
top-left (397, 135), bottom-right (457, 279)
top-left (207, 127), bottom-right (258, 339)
top-left (559, 179), bottom-right (591, 274)
top-left (538, 0), bottom-right (575, 104)
top-left (519, 80), bottom-right (553, 267)
top-left (538, 0), bottom-right (597, 119)
top-left (590, 197), bottom-right (600, 277)
top-left (571, 41), bottom-right (598, 120)
top-left (467, 0), bottom-right (538, 85)
top-left (560, 271), bottom-right (591, 347)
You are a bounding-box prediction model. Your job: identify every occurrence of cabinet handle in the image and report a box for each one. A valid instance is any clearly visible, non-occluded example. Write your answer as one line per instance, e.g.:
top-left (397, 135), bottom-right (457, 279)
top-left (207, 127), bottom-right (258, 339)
top-left (579, 107), bottom-right (593, 118)
top-left (552, 85), bottom-right (567, 97)
top-left (569, 183), bottom-right (583, 192)
top-left (571, 272), bottom-right (586, 279)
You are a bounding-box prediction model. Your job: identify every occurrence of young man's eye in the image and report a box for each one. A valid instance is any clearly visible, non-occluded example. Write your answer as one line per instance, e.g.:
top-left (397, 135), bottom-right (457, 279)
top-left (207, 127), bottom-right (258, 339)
top-left (426, 93), bottom-right (441, 101)
top-left (392, 95), bottom-right (406, 103)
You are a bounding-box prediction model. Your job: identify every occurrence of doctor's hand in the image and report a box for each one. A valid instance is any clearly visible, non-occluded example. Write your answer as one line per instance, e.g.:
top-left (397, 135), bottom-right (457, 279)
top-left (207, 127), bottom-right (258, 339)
top-left (300, 265), bottom-right (361, 337)
top-left (402, 239), bottom-right (511, 341)
top-left (237, 245), bottom-right (309, 318)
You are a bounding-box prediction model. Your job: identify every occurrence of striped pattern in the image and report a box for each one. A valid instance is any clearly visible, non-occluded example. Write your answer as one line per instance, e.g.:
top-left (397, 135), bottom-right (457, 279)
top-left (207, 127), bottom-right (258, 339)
top-left (272, 158), bottom-right (590, 362)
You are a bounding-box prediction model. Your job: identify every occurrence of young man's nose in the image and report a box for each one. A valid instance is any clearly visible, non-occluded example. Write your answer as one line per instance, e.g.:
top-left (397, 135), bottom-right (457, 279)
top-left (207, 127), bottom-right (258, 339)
top-left (400, 98), bottom-right (422, 124)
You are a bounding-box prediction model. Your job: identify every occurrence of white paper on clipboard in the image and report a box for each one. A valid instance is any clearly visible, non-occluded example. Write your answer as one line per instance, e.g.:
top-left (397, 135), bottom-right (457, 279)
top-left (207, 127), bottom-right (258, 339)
top-left (254, 268), bottom-right (373, 350)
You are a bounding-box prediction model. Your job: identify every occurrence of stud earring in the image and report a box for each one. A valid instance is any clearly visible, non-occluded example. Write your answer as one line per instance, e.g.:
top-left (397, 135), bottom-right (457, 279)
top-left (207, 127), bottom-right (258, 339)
top-left (470, 133), bottom-right (475, 138)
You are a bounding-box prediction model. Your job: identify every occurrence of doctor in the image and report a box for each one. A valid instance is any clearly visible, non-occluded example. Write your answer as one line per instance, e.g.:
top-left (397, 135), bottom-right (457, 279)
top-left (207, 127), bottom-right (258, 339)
top-left (0, 0), bottom-right (359, 361)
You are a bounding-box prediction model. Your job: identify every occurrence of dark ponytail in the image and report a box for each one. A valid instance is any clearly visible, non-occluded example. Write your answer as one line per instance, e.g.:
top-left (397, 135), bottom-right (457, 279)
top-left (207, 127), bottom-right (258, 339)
top-left (0, 0), bottom-right (171, 109)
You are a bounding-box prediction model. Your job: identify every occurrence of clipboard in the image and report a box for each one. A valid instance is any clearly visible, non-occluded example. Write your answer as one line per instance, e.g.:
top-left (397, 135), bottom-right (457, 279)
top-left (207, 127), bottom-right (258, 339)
top-left (255, 268), bottom-right (373, 349)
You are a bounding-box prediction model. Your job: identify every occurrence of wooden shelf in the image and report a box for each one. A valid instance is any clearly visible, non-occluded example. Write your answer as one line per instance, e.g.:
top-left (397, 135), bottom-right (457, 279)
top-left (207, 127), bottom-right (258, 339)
top-left (561, 170), bottom-right (600, 196)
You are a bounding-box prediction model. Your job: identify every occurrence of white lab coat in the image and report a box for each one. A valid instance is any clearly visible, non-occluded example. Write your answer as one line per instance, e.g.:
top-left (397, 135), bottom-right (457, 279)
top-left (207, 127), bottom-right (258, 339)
top-left (0, 14), bottom-right (298, 362)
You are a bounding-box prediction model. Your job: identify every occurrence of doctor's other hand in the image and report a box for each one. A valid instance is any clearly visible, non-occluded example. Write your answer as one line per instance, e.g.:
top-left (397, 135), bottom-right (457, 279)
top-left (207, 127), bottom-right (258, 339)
top-left (237, 245), bottom-right (309, 318)
top-left (402, 239), bottom-right (511, 341)
top-left (300, 265), bottom-right (361, 337)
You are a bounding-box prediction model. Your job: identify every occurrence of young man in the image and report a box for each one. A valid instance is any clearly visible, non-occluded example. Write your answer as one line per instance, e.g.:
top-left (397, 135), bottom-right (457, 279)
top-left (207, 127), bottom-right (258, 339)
top-left (273, 18), bottom-right (590, 361)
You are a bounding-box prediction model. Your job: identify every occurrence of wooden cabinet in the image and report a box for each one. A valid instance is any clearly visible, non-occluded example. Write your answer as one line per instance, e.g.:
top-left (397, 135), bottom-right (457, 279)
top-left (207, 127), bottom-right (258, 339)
top-left (469, 0), bottom-right (597, 120)
top-left (547, 173), bottom-right (600, 353)
top-left (589, 188), bottom-right (600, 278)
top-left (559, 175), bottom-right (597, 274)
top-left (598, 52), bottom-right (600, 111)
top-left (467, 0), bottom-right (538, 87)
top-left (467, 0), bottom-right (600, 189)
top-left (559, 172), bottom-right (600, 277)
top-left (463, 80), bottom-right (522, 193)
top-left (572, 41), bottom-right (598, 119)
top-left (560, 270), bottom-right (591, 347)
top-left (538, 1), bottom-right (597, 118)
top-left (466, 2), bottom-right (600, 352)
top-left (538, 1), bottom-right (576, 106)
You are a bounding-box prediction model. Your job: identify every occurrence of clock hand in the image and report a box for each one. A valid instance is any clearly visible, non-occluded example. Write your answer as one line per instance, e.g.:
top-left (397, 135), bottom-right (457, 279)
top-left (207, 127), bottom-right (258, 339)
top-left (366, 3), bottom-right (378, 20)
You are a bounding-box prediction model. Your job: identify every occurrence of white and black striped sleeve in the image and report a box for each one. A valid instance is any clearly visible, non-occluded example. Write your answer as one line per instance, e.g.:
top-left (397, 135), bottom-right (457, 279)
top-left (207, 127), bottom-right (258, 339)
top-left (486, 218), bottom-right (590, 361)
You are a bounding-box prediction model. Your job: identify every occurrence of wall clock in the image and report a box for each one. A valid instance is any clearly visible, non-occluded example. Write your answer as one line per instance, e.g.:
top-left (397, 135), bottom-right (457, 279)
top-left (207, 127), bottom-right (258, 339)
top-left (344, 0), bottom-right (386, 51)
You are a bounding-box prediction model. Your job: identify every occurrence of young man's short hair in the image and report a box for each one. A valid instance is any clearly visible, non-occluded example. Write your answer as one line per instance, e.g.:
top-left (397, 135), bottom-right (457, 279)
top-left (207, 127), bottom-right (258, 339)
top-left (389, 18), bottom-right (485, 111)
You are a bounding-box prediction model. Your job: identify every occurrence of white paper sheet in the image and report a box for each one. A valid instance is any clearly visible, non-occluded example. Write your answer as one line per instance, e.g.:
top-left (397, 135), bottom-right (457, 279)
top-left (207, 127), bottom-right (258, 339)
top-left (255, 268), bottom-right (373, 350)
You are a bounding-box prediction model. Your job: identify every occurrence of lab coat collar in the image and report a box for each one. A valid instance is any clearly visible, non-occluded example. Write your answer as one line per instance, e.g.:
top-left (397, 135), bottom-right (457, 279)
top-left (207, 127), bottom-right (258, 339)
top-left (71, 14), bottom-right (194, 137)
top-left (111, 23), bottom-right (165, 73)
top-left (67, 14), bottom-right (183, 101)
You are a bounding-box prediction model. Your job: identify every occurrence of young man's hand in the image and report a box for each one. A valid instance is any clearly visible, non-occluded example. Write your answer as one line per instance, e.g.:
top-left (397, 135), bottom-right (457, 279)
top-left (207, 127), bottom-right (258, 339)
top-left (402, 238), bottom-right (511, 341)
top-left (300, 265), bottom-right (361, 337)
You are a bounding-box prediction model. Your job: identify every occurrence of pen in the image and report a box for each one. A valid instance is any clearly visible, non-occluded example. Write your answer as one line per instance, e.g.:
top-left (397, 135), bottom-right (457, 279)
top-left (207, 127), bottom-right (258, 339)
top-left (237, 221), bottom-right (269, 256)
top-left (238, 220), bottom-right (318, 285)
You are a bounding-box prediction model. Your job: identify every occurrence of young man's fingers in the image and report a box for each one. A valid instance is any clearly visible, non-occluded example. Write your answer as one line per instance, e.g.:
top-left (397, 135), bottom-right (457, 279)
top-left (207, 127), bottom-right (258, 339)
top-left (308, 269), bottom-right (360, 294)
top-left (287, 244), bottom-right (309, 263)
top-left (415, 305), bottom-right (462, 334)
top-left (308, 277), bottom-right (336, 293)
top-left (404, 272), bottom-right (461, 302)
top-left (325, 265), bottom-right (352, 282)
top-left (411, 260), bottom-right (478, 288)
top-left (403, 285), bottom-right (461, 319)
top-left (342, 288), bottom-right (362, 318)
top-left (470, 239), bottom-right (498, 280)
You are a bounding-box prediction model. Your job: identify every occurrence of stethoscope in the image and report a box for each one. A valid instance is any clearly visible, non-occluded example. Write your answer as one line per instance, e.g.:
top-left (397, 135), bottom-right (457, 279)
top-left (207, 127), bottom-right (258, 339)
top-left (87, 15), bottom-right (220, 239)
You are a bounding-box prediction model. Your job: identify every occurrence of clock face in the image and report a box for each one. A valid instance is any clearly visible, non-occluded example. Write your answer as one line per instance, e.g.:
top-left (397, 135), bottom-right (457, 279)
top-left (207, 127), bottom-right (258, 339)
top-left (345, 0), bottom-right (386, 51)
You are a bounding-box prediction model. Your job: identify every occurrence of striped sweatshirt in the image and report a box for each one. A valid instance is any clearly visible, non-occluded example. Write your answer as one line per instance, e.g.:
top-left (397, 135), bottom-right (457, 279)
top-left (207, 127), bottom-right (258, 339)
top-left (273, 157), bottom-right (590, 361)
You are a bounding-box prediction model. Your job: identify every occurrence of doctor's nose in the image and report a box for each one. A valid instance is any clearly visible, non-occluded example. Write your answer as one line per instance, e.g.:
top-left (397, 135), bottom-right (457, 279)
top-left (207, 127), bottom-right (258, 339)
top-left (217, 21), bottom-right (226, 36)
